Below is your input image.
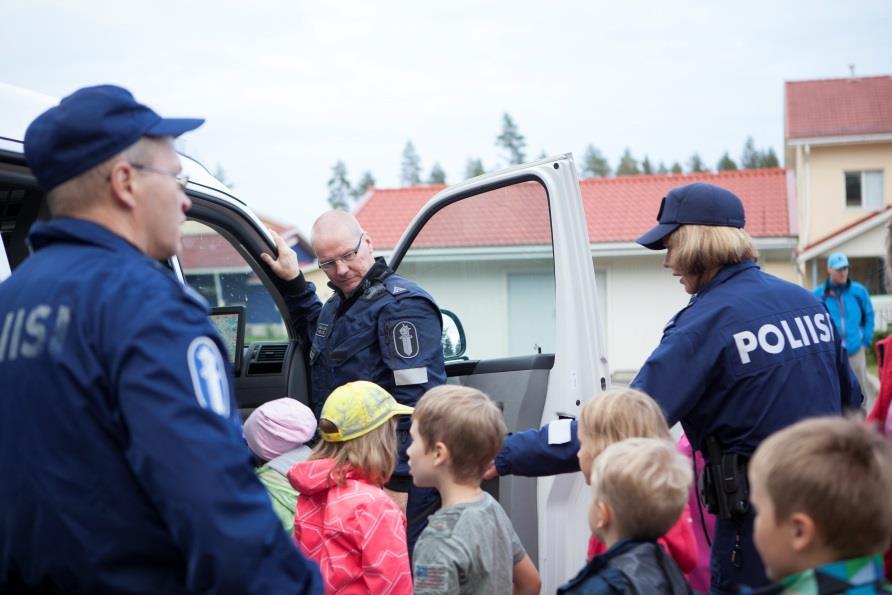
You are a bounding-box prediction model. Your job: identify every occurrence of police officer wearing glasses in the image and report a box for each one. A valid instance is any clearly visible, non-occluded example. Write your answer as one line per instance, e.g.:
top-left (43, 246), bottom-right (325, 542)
top-left (263, 209), bottom-right (446, 551)
top-left (0, 85), bottom-right (321, 593)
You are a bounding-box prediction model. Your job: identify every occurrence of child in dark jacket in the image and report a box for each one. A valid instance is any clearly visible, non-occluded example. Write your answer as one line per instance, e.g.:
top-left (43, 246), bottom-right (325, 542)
top-left (558, 437), bottom-right (693, 594)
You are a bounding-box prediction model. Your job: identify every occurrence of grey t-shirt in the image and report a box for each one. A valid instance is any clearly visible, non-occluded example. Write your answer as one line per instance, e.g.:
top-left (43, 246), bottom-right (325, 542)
top-left (413, 491), bottom-right (526, 594)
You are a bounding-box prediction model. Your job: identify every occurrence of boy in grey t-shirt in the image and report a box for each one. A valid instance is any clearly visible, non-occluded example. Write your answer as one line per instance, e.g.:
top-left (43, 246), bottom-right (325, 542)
top-left (407, 386), bottom-right (541, 595)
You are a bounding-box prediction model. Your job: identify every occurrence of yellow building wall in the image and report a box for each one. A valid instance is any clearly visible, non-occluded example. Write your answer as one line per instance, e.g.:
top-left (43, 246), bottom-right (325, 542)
top-left (797, 142), bottom-right (892, 246)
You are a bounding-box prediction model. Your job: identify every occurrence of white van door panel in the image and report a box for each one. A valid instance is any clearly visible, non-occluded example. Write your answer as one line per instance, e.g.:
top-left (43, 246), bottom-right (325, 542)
top-left (390, 154), bottom-right (608, 592)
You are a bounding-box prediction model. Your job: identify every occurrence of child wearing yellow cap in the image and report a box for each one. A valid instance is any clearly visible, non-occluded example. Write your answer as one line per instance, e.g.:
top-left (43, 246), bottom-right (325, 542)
top-left (287, 381), bottom-right (413, 594)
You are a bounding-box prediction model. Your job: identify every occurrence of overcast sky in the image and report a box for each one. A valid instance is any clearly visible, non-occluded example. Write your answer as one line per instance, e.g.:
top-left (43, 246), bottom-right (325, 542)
top-left (5, 1), bottom-right (891, 231)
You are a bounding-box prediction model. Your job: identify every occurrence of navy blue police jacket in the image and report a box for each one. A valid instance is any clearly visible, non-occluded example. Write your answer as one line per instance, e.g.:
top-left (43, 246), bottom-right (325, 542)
top-left (0, 219), bottom-right (321, 594)
top-left (283, 257), bottom-right (445, 475)
top-left (495, 261), bottom-right (862, 475)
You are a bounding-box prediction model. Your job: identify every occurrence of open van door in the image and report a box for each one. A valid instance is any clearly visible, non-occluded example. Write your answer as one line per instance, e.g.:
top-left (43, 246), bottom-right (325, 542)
top-left (388, 154), bottom-right (609, 592)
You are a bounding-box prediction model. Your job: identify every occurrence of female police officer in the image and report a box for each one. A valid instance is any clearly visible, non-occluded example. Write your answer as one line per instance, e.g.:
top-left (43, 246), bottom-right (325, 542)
top-left (491, 182), bottom-right (861, 594)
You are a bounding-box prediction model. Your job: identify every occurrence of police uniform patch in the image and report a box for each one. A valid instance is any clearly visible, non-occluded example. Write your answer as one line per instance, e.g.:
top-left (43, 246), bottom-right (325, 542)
top-left (392, 320), bottom-right (419, 359)
top-left (315, 323), bottom-right (329, 338)
top-left (187, 337), bottom-right (231, 417)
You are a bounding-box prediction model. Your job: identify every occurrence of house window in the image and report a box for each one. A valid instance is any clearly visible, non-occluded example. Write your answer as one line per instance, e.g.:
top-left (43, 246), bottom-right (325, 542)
top-left (845, 170), bottom-right (884, 209)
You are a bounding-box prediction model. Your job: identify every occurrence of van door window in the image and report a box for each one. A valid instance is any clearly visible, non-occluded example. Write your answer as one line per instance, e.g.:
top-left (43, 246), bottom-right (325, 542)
top-left (397, 181), bottom-right (555, 360)
top-left (179, 220), bottom-right (287, 343)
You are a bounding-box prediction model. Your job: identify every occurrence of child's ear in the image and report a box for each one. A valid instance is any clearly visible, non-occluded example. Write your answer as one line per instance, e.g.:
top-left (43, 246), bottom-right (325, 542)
top-left (788, 512), bottom-right (818, 552)
top-left (595, 501), bottom-right (611, 530)
top-left (433, 441), bottom-right (449, 466)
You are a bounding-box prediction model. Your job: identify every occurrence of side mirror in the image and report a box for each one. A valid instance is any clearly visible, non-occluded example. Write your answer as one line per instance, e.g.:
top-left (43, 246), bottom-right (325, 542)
top-left (441, 309), bottom-right (467, 361)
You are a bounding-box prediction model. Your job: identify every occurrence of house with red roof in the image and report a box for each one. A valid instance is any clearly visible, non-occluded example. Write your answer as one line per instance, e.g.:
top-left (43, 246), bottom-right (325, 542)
top-left (352, 168), bottom-right (795, 376)
top-left (785, 74), bottom-right (892, 293)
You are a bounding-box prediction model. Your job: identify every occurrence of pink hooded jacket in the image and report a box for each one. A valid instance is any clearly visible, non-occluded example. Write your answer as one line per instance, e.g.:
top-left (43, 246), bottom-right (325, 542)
top-left (288, 458), bottom-right (412, 595)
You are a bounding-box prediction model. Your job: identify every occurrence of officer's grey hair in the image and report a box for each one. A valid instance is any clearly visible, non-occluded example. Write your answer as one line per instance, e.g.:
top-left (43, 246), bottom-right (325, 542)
top-left (46, 139), bottom-right (154, 217)
top-left (589, 437), bottom-right (691, 540)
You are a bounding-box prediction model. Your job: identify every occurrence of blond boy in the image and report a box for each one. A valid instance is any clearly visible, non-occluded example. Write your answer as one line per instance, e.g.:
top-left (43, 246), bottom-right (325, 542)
top-left (558, 438), bottom-right (693, 594)
top-left (408, 386), bottom-right (541, 595)
top-left (744, 417), bottom-right (892, 593)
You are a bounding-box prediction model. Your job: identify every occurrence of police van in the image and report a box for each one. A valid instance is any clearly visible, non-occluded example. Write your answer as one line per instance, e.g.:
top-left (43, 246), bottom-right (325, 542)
top-left (0, 83), bottom-right (608, 592)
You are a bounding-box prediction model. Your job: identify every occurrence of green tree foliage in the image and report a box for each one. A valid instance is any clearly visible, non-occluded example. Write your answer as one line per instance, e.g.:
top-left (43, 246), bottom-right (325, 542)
top-left (641, 155), bottom-right (654, 175)
top-left (615, 148), bottom-right (641, 176)
top-left (496, 113), bottom-right (526, 165)
top-left (427, 162), bottom-right (447, 184)
top-left (670, 162), bottom-right (683, 175)
top-left (326, 160), bottom-right (352, 211)
top-left (464, 158), bottom-right (485, 179)
top-left (353, 170), bottom-right (376, 200)
top-left (741, 137), bottom-right (781, 169)
top-left (760, 148), bottom-right (780, 167)
top-left (716, 152), bottom-right (738, 171)
top-left (657, 162), bottom-right (669, 174)
top-left (400, 141), bottom-right (422, 186)
top-left (687, 153), bottom-right (707, 173)
top-left (741, 137), bottom-right (760, 169)
top-left (581, 144), bottom-right (611, 177)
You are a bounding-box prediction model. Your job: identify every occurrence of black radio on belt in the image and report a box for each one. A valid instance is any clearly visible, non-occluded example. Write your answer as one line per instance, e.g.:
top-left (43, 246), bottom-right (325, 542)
top-left (700, 436), bottom-right (750, 520)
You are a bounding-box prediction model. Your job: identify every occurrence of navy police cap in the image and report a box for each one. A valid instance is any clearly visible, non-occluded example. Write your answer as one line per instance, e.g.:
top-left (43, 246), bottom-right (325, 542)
top-left (636, 183), bottom-right (746, 250)
top-left (24, 84), bottom-right (204, 191)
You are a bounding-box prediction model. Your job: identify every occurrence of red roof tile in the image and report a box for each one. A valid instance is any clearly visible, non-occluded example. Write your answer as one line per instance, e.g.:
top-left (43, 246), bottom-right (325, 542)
top-left (355, 169), bottom-right (791, 250)
top-left (785, 75), bottom-right (892, 139)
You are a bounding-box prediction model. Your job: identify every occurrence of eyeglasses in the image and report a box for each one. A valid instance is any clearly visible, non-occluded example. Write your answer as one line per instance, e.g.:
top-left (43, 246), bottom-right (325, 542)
top-left (130, 163), bottom-right (190, 189)
top-left (318, 233), bottom-right (365, 272)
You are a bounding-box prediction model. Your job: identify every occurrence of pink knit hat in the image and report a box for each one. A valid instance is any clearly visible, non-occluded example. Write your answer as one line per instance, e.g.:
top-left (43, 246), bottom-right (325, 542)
top-left (243, 398), bottom-right (317, 461)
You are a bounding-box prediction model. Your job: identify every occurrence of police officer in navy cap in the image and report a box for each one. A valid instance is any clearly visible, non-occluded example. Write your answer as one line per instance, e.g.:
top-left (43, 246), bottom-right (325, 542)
top-left (486, 183), bottom-right (861, 594)
top-left (0, 85), bottom-right (322, 594)
top-left (263, 209), bottom-right (446, 552)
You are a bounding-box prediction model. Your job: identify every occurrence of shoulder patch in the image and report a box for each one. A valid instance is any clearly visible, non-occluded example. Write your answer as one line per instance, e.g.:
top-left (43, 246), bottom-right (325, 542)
top-left (187, 337), bottom-right (231, 417)
top-left (390, 285), bottom-right (409, 295)
top-left (392, 320), bottom-right (420, 358)
top-left (414, 564), bottom-right (449, 591)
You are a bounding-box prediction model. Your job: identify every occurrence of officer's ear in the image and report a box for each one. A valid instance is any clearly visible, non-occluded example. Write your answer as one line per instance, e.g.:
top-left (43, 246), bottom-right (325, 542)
top-left (363, 232), bottom-right (374, 254)
top-left (107, 160), bottom-right (139, 210)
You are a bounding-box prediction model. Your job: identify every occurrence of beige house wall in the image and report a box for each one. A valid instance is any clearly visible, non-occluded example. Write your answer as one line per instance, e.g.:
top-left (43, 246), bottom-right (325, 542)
top-left (794, 141), bottom-right (892, 247)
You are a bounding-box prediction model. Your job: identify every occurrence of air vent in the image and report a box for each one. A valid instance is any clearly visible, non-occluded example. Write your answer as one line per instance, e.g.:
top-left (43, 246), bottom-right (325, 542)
top-left (247, 343), bottom-right (288, 375)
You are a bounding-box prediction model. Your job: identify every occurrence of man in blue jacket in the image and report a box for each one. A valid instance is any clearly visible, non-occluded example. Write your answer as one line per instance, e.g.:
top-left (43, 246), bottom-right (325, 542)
top-left (0, 85), bottom-right (321, 594)
top-left (814, 252), bottom-right (876, 409)
top-left (263, 210), bottom-right (446, 551)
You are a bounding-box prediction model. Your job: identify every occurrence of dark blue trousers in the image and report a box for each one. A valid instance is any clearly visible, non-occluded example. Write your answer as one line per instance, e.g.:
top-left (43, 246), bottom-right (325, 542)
top-left (710, 510), bottom-right (769, 594)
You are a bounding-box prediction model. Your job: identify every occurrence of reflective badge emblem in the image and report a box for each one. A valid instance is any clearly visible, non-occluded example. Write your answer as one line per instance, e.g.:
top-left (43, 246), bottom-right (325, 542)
top-left (316, 323), bottom-right (329, 338)
top-left (391, 286), bottom-right (408, 295)
top-left (392, 321), bottom-right (419, 359)
top-left (187, 337), bottom-right (231, 417)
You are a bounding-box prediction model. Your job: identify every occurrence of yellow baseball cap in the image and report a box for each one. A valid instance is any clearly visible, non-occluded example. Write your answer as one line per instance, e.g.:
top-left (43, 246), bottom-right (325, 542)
top-left (320, 381), bottom-right (414, 443)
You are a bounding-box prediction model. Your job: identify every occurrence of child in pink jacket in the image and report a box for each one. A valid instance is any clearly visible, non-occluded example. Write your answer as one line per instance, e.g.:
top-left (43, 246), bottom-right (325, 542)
top-left (288, 381), bottom-right (414, 595)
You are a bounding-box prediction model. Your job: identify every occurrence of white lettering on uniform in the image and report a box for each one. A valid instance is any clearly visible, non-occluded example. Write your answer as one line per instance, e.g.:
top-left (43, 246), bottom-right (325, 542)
top-left (814, 313), bottom-right (832, 342)
top-left (734, 313), bottom-right (835, 365)
top-left (7, 309), bottom-right (26, 361)
top-left (49, 305), bottom-right (71, 356)
top-left (0, 311), bottom-right (13, 362)
top-left (802, 316), bottom-right (820, 343)
top-left (20, 305), bottom-right (51, 358)
top-left (780, 320), bottom-right (803, 349)
top-left (733, 331), bottom-right (758, 364)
